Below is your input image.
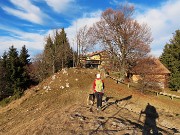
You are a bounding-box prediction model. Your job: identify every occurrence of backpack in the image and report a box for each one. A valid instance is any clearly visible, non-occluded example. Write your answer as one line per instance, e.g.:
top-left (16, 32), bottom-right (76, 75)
top-left (95, 79), bottom-right (103, 92)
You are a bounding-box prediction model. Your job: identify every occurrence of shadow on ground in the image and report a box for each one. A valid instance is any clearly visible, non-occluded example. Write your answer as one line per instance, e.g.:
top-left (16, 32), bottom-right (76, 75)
top-left (102, 95), bottom-right (132, 111)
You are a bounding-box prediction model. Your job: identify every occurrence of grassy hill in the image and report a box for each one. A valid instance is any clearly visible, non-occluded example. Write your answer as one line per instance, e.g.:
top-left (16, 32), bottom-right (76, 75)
top-left (0, 68), bottom-right (179, 135)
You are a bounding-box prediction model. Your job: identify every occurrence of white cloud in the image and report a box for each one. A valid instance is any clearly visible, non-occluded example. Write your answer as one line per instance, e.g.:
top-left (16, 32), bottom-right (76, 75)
top-left (45, 0), bottom-right (75, 13)
top-left (2, 0), bottom-right (47, 24)
top-left (0, 37), bottom-right (43, 53)
top-left (65, 10), bottom-right (101, 50)
top-left (0, 25), bottom-right (46, 57)
top-left (136, 0), bottom-right (180, 57)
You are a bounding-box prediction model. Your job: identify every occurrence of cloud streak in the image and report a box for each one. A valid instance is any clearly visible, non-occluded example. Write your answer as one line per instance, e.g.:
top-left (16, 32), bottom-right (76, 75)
top-left (2, 0), bottom-right (47, 24)
top-left (45, 0), bottom-right (75, 13)
top-left (0, 25), bottom-right (46, 57)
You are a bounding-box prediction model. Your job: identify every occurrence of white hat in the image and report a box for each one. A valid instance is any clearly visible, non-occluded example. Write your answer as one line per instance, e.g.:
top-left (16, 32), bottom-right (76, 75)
top-left (96, 73), bottom-right (101, 78)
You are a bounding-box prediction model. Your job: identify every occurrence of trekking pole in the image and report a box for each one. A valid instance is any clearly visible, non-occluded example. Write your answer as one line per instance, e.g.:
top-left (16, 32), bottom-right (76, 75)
top-left (138, 110), bottom-right (143, 122)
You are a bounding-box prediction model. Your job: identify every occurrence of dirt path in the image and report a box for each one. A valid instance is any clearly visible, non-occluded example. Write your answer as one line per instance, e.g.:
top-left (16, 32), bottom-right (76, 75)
top-left (0, 68), bottom-right (179, 135)
top-left (2, 98), bottom-right (178, 135)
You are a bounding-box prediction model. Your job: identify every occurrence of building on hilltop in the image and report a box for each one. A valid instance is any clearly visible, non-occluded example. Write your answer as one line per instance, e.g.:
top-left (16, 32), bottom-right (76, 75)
top-left (80, 50), bottom-right (110, 69)
top-left (130, 58), bottom-right (171, 89)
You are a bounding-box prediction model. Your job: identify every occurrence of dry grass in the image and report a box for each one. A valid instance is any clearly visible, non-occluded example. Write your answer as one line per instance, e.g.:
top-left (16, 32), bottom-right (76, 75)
top-left (0, 68), bottom-right (179, 135)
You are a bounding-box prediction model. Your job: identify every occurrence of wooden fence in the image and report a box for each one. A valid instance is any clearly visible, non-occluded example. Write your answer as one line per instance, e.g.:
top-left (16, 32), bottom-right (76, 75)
top-left (108, 75), bottom-right (180, 100)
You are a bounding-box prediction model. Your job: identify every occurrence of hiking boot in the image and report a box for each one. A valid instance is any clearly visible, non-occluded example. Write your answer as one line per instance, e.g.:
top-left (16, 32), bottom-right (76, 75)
top-left (97, 107), bottom-right (101, 111)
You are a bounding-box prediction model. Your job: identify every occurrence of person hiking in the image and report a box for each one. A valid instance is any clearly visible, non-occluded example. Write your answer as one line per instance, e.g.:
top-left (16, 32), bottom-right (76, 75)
top-left (93, 73), bottom-right (104, 111)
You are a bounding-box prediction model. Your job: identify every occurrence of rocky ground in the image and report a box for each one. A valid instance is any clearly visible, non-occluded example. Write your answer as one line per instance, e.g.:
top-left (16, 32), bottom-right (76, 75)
top-left (0, 68), bottom-right (179, 135)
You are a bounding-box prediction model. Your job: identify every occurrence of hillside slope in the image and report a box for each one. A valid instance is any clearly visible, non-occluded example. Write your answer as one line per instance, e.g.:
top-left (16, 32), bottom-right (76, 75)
top-left (0, 68), bottom-right (179, 135)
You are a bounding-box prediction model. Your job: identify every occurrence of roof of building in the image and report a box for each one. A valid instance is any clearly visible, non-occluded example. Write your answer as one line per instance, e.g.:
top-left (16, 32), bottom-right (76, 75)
top-left (88, 50), bottom-right (107, 57)
top-left (132, 58), bottom-right (170, 75)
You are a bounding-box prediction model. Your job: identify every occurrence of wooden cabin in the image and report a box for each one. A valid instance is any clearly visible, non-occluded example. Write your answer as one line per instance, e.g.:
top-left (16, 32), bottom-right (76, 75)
top-left (131, 58), bottom-right (171, 89)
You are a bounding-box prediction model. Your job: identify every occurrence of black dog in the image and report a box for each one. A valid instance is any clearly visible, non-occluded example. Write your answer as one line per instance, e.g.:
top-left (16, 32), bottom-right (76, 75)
top-left (87, 93), bottom-right (95, 106)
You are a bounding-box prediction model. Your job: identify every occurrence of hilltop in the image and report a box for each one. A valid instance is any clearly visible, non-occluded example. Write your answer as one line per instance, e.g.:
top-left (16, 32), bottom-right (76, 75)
top-left (0, 68), bottom-right (179, 135)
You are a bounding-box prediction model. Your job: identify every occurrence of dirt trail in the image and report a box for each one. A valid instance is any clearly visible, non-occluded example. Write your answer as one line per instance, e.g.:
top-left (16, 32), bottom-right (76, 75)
top-left (1, 100), bottom-right (178, 135)
top-left (0, 68), bottom-right (179, 135)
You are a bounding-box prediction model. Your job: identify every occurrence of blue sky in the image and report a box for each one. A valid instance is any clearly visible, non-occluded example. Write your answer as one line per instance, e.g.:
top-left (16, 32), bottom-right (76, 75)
top-left (0, 0), bottom-right (180, 58)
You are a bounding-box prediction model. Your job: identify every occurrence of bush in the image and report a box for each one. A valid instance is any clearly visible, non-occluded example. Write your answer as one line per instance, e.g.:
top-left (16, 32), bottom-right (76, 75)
top-left (0, 91), bottom-right (23, 107)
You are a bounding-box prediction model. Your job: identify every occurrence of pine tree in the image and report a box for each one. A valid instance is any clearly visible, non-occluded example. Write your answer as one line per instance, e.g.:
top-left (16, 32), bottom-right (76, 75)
top-left (19, 45), bottom-right (30, 66)
top-left (44, 28), bottom-right (73, 72)
top-left (0, 55), bottom-right (6, 99)
top-left (0, 46), bottom-right (33, 101)
top-left (8, 46), bottom-right (22, 93)
top-left (160, 30), bottom-right (180, 90)
top-left (0, 52), bottom-right (13, 99)
top-left (19, 45), bottom-right (31, 90)
top-left (0, 46), bottom-right (21, 98)
top-left (54, 30), bottom-right (63, 71)
top-left (44, 35), bottom-right (55, 74)
top-left (58, 28), bottom-right (73, 68)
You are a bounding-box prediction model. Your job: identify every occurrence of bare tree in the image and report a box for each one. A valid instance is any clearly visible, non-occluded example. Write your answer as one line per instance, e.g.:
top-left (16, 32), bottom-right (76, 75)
top-left (76, 25), bottom-right (96, 66)
top-left (30, 54), bottom-right (50, 82)
top-left (89, 4), bottom-right (152, 79)
top-left (77, 25), bottom-right (96, 55)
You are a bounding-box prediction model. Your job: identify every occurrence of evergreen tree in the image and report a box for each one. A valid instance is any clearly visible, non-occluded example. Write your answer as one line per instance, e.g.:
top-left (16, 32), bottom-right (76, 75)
top-left (19, 45), bottom-right (30, 66)
top-left (54, 30), bottom-right (63, 71)
top-left (43, 28), bottom-right (74, 74)
top-left (7, 46), bottom-right (22, 93)
top-left (0, 55), bottom-right (6, 99)
top-left (0, 46), bottom-right (33, 101)
top-left (160, 30), bottom-right (180, 90)
top-left (19, 45), bottom-right (31, 90)
top-left (44, 35), bottom-right (55, 74)
top-left (0, 52), bottom-right (13, 98)
top-left (59, 28), bottom-right (73, 68)
top-left (0, 46), bottom-right (22, 98)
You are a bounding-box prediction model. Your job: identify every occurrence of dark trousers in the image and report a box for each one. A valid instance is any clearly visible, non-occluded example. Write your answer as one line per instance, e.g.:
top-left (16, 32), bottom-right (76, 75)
top-left (95, 92), bottom-right (102, 108)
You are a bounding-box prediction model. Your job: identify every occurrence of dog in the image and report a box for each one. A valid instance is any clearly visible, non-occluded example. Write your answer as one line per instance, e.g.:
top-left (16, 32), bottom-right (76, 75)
top-left (87, 93), bottom-right (108, 106)
top-left (87, 93), bottom-right (95, 106)
top-left (102, 94), bottom-right (107, 103)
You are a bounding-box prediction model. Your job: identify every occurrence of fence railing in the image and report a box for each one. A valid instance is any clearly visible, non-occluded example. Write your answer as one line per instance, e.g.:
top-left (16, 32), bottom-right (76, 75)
top-left (108, 75), bottom-right (180, 100)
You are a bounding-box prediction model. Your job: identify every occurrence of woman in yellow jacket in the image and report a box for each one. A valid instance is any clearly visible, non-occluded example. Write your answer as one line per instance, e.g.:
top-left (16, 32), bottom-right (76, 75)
top-left (92, 73), bottom-right (104, 111)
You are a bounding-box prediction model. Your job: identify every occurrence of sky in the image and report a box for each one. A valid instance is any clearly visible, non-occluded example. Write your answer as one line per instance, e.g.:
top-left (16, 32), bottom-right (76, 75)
top-left (0, 0), bottom-right (180, 58)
